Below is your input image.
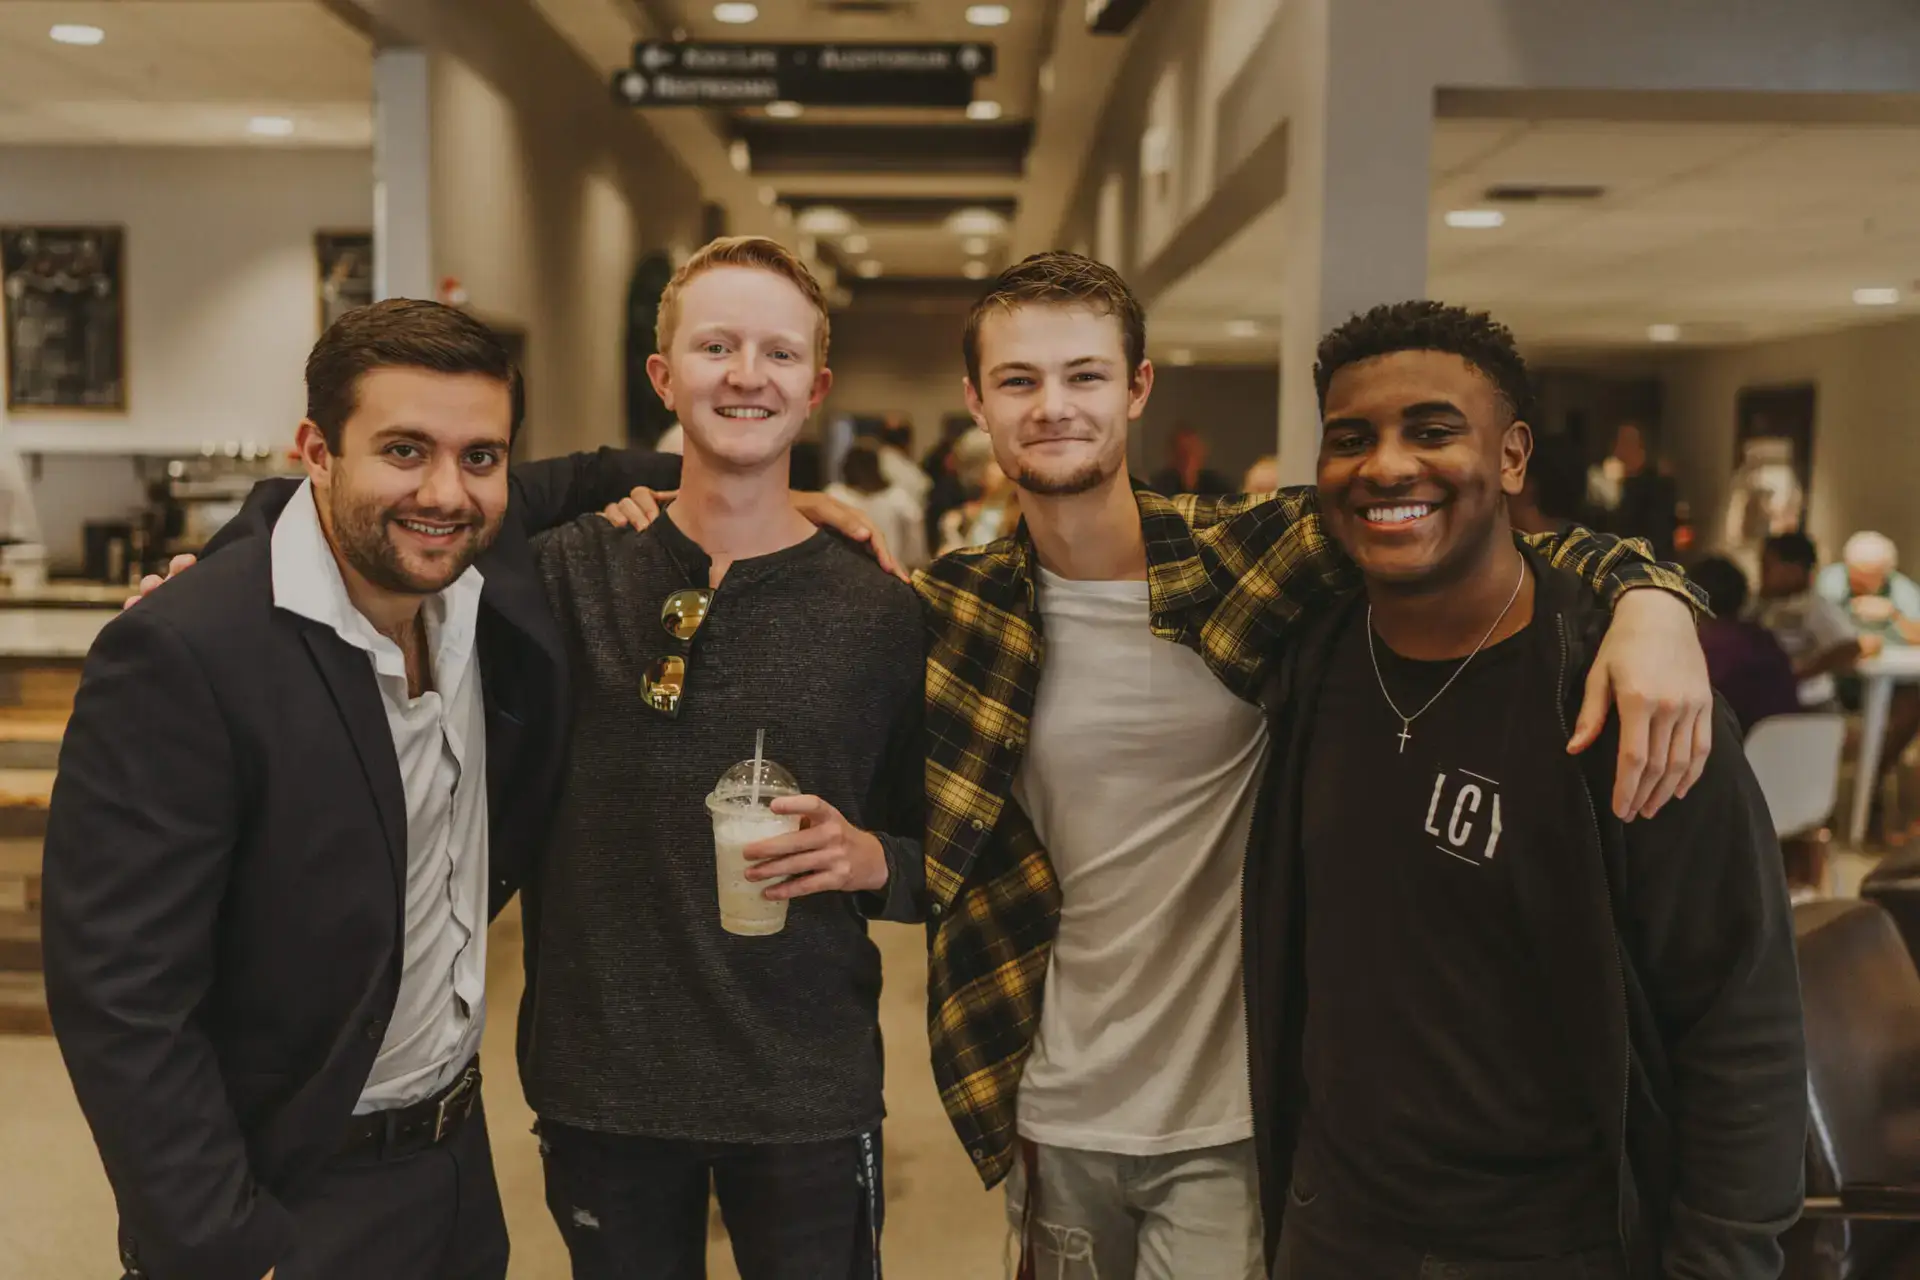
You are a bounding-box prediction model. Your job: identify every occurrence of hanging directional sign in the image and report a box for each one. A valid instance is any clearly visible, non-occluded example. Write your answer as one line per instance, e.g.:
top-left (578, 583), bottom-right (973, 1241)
top-left (615, 42), bottom-right (997, 109)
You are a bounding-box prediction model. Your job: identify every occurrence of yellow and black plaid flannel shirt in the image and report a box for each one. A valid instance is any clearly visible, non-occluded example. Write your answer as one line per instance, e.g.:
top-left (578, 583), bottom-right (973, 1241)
top-left (913, 483), bottom-right (1703, 1188)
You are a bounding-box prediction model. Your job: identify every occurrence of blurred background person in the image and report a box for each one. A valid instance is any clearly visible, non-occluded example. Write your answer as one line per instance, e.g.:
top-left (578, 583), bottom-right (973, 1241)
top-left (921, 417), bottom-right (972, 554)
top-left (1149, 422), bottom-right (1232, 496)
top-left (937, 430), bottom-right (1016, 555)
top-left (1589, 421), bottom-right (1681, 559)
top-left (788, 439), bottom-right (825, 492)
top-left (1241, 454), bottom-right (1281, 494)
top-left (1755, 532), bottom-right (1862, 711)
top-left (1694, 555), bottom-right (1802, 735)
top-left (876, 414), bottom-right (931, 508)
top-left (1819, 530), bottom-right (1920, 646)
top-left (1510, 431), bottom-right (1600, 537)
top-left (827, 440), bottom-right (929, 571)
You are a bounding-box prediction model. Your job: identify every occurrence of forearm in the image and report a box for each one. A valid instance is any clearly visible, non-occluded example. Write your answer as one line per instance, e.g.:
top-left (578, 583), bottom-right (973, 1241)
top-left (859, 833), bottom-right (927, 923)
top-left (508, 446), bottom-right (682, 533)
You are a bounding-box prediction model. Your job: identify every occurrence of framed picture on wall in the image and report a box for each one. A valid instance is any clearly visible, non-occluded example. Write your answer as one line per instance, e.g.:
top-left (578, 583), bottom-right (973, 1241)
top-left (315, 230), bottom-right (374, 330)
top-left (2, 224), bottom-right (127, 413)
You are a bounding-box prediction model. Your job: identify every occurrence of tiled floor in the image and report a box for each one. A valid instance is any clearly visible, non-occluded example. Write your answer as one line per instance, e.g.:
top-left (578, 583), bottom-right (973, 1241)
top-left (0, 913), bottom-right (1009, 1279)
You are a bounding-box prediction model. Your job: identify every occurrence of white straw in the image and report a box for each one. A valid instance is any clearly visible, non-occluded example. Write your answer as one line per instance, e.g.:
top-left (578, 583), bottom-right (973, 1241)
top-left (751, 728), bottom-right (765, 805)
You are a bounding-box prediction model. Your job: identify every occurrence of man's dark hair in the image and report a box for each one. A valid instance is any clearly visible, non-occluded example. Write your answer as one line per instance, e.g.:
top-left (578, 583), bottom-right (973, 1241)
top-left (1314, 300), bottom-right (1532, 421)
top-left (1691, 556), bottom-right (1751, 617)
top-left (1765, 531), bottom-right (1819, 572)
top-left (964, 251), bottom-right (1147, 388)
top-left (305, 298), bottom-right (524, 454)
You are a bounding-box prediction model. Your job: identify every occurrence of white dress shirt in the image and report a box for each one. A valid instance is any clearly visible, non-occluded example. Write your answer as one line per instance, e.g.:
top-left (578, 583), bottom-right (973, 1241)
top-left (271, 480), bottom-right (491, 1112)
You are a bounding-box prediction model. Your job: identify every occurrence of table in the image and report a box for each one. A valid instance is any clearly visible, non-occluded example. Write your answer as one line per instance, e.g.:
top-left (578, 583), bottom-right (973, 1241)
top-left (1848, 647), bottom-right (1920, 845)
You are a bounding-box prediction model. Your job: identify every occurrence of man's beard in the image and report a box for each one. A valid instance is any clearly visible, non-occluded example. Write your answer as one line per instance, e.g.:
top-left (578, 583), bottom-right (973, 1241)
top-left (1014, 459), bottom-right (1107, 497)
top-left (327, 483), bottom-right (495, 595)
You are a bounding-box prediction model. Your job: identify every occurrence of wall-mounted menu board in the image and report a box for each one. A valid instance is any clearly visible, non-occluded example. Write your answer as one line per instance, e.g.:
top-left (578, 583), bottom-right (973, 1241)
top-left (2, 225), bottom-right (127, 413)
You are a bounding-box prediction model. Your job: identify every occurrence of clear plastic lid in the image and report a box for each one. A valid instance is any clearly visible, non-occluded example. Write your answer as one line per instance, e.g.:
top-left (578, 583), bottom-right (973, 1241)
top-left (709, 758), bottom-right (799, 805)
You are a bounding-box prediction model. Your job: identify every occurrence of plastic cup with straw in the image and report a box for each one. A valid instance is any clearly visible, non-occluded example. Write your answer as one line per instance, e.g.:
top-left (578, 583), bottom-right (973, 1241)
top-left (705, 729), bottom-right (800, 936)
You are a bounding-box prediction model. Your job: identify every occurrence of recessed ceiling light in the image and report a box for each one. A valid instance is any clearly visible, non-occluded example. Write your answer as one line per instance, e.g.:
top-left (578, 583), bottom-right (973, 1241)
top-left (713, 2), bottom-right (760, 23)
top-left (966, 4), bottom-right (1013, 26)
top-left (728, 139), bottom-right (751, 173)
top-left (765, 100), bottom-right (803, 119)
top-left (946, 207), bottom-right (1008, 237)
top-left (962, 237), bottom-right (991, 256)
top-left (795, 205), bottom-right (854, 236)
top-left (966, 100), bottom-right (1003, 122)
top-left (842, 234), bottom-right (870, 255)
top-left (50, 24), bottom-right (105, 46)
top-left (963, 261), bottom-right (990, 280)
top-left (1444, 209), bottom-right (1506, 229)
top-left (1854, 286), bottom-right (1901, 306)
top-left (1226, 320), bottom-right (1262, 338)
top-left (1170, 349), bottom-right (1196, 367)
top-left (856, 260), bottom-right (883, 279)
top-left (1647, 324), bottom-right (1681, 343)
top-left (247, 116), bottom-right (296, 137)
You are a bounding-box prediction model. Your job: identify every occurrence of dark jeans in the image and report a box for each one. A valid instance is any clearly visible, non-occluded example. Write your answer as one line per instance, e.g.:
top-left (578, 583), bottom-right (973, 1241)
top-left (538, 1120), bottom-right (884, 1280)
top-left (1274, 1166), bottom-right (1624, 1280)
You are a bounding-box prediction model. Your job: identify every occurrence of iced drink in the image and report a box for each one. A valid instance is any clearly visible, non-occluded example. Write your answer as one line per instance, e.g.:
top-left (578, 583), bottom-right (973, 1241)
top-left (706, 759), bottom-right (801, 936)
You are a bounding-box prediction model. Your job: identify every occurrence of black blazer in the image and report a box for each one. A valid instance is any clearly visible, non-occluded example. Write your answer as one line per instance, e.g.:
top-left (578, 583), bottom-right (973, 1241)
top-left (41, 448), bottom-right (678, 1280)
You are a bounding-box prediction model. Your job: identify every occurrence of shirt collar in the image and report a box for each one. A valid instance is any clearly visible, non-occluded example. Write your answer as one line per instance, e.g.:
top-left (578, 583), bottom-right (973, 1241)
top-left (271, 479), bottom-right (485, 682)
top-left (999, 481), bottom-right (1219, 619)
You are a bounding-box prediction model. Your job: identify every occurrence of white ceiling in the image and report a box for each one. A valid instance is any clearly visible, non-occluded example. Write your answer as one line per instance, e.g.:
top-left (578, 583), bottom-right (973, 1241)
top-left (0, 1), bottom-right (371, 147)
top-left (1153, 118), bottom-right (1920, 361)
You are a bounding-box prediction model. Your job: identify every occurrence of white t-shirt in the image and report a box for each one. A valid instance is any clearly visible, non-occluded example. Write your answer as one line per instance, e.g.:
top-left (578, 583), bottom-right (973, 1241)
top-left (1013, 567), bottom-right (1268, 1156)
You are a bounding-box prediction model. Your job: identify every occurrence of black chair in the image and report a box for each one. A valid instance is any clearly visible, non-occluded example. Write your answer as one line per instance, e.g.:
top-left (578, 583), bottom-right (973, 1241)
top-left (1862, 853), bottom-right (1920, 969)
top-left (1784, 899), bottom-right (1920, 1279)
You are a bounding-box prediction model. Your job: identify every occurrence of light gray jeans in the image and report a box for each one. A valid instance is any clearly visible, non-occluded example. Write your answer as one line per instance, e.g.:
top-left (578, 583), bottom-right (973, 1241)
top-left (1004, 1139), bottom-right (1266, 1280)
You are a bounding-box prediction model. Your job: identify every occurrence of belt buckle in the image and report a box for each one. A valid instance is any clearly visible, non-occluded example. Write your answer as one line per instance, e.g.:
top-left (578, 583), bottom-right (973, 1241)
top-left (433, 1066), bottom-right (478, 1143)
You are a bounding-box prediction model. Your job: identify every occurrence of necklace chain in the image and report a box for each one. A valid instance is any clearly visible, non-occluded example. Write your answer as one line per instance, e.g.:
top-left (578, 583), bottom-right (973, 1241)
top-left (1368, 558), bottom-right (1527, 753)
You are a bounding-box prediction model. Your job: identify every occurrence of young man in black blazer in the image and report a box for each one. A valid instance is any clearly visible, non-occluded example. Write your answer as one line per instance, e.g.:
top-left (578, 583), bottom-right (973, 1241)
top-left (40, 300), bottom-right (695, 1280)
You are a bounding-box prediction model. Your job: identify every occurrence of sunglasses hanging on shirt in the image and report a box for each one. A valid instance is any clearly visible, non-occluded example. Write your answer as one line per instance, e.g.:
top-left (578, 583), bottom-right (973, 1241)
top-left (641, 586), bottom-right (713, 718)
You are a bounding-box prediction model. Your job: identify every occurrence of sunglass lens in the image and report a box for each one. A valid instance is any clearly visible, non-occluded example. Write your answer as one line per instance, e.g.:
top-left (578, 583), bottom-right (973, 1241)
top-left (661, 588), bottom-right (713, 642)
top-left (641, 655), bottom-right (687, 716)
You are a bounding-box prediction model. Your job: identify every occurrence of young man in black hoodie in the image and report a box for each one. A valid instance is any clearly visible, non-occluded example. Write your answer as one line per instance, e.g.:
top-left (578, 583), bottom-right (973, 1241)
top-left (1251, 302), bottom-right (1807, 1280)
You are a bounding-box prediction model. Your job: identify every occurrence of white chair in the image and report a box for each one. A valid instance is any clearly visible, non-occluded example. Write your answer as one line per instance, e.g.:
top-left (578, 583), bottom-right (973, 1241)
top-left (1746, 713), bottom-right (1847, 840)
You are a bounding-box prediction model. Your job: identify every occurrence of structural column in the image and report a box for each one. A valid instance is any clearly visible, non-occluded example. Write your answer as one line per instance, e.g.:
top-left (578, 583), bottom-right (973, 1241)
top-left (373, 47), bottom-right (435, 303)
top-left (1275, 0), bottom-right (1435, 484)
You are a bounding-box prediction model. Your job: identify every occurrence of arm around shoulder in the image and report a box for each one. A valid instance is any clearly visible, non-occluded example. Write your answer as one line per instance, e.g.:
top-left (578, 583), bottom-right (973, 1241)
top-left (42, 608), bottom-right (291, 1280)
top-left (509, 446), bottom-right (682, 534)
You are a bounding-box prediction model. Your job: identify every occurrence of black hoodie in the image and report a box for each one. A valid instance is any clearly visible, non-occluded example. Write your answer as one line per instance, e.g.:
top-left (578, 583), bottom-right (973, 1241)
top-left (1244, 546), bottom-right (1807, 1279)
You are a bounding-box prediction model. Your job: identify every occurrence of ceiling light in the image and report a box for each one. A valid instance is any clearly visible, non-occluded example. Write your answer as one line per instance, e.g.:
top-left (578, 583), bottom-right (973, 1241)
top-left (795, 205), bottom-right (855, 236)
top-left (1170, 349), bottom-right (1196, 367)
top-left (856, 260), bottom-right (883, 279)
top-left (728, 139), bottom-right (751, 173)
top-left (1444, 209), bottom-right (1507, 229)
top-left (842, 234), bottom-right (870, 254)
top-left (757, 185), bottom-right (779, 206)
top-left (247, 116), bottom-right (296, 137)
top-left (765, 100), bottom-right (803, 119)
top-left (50, 24), bottom-right (105, 46)
top-left (1647, 324), bottom-right (1681, 343)
top-left (1854, 286), bottom-right (1901, 306)
top-left (712, 2), bottom-right (760, 23)
top-left (945, 207), bottom-right (1008, 237)
top-left (1225, 320), bottom-right (1262, 338)
top-left (963, 237), bottom-right (991, 255)
top-left (964, 261), bottom-right (990, 280)
top-left (967, 100), bottom-right (1003, 122)
top-left (966, 4), bottom-right (1013, 26)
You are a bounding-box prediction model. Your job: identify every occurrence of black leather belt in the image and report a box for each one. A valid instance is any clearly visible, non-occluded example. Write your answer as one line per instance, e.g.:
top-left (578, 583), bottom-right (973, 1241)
top-left (340, 1058), bottom-right (482, 1160)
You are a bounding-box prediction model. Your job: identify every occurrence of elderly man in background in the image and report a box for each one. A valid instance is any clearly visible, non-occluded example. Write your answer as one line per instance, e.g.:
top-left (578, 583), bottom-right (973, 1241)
top-left (1816, 530), bottom-right (1920, 844)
